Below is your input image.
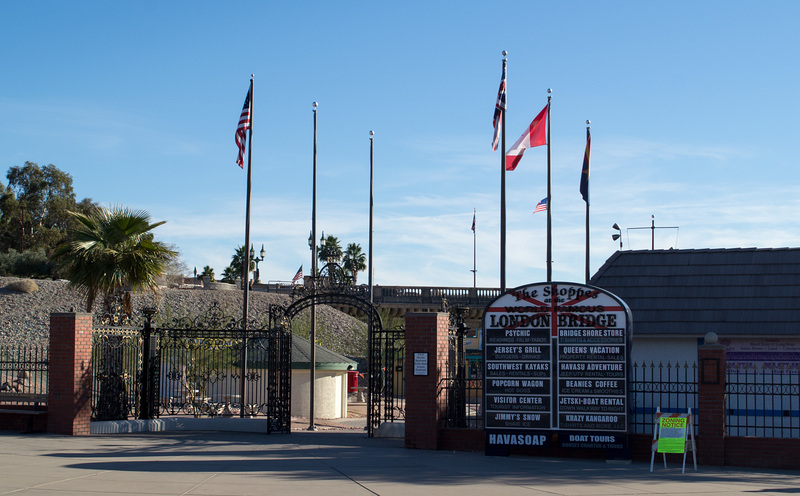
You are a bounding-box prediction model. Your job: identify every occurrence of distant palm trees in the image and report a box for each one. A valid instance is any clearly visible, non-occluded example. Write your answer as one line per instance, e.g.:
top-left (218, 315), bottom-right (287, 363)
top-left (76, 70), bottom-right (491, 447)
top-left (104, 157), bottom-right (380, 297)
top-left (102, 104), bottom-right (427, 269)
top-left (198, 265), bottom-right (216, 282)
top-left (342, 243), bottom-right (367, 284)
top-left (317, 234), bottom-right (343, 264)
top-left (51, 205), bottom-right (176, 313)
top-left (317, 234), bottom-right (367, 284)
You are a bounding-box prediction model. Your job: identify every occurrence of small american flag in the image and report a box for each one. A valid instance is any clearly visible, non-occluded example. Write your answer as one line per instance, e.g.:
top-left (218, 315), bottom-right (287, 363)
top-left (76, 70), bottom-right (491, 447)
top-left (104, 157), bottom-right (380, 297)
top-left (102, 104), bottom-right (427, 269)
top-left (235, 87), bottom-right (252, 168)
top-left (492, 63), bottom-right (507, 151)
top-left (291, 265), bottom-right (303, 285)
top-left (533, 198), bottom-right (547, 214)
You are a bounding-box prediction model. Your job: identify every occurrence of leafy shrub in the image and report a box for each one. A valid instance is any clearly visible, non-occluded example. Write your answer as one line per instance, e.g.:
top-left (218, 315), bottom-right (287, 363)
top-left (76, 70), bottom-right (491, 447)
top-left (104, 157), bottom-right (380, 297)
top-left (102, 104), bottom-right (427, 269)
top-left (0, 249), bottom-right (53, 278)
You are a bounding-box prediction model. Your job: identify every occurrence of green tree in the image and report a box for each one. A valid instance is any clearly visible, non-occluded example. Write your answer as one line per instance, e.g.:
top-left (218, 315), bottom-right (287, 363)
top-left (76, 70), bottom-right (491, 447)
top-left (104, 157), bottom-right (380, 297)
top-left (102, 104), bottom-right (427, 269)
top-left (220, 265), bottom-right (238, 283)
top-left (198, 265), bottom-right (216, 282)
top-left (50, 205), bottom-right (176, 313)
top-left (0, 162), bottom-right (95, 255)
top-left (342, 243), bottom-right (367, 284)
top-left (226, 245), bottom-right (254, 281)
top-left (317, 234), bottom-right (342, 265)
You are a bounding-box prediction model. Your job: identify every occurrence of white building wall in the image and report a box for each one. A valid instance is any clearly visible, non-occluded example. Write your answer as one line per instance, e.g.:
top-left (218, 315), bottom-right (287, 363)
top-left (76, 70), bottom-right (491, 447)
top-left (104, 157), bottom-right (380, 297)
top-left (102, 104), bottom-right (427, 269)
top-left (291, 369), bottom-right (348, 419)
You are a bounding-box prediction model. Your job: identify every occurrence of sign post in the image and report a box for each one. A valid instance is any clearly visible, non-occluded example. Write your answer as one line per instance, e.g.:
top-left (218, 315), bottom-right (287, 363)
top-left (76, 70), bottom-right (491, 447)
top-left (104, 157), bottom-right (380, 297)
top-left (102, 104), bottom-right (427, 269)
top-left (483, 282), bottom-right (632, 456)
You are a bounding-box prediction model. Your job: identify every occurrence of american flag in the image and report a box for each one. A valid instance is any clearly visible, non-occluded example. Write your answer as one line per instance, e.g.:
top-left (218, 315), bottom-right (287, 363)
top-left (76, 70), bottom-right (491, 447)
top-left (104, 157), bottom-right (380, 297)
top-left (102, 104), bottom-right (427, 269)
top-left (235, 87), bottom-right (252, 168)
top-left (291, 265), bottom-right (303, 285)
top-left (492, 63), bottom-right (506, 151)
top-left (533, 198), bottom-right (547, 214)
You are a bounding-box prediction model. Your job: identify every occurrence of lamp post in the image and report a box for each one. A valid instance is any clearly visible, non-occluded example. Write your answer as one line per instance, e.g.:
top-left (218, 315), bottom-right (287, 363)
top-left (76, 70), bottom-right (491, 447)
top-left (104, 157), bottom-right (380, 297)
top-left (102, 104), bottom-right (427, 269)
top-left (250, 244), bottom-right (265, 284)
top-left (193, 266), bottom-right (197, 287)
top-left (612, 223), bottom-right (622, 250)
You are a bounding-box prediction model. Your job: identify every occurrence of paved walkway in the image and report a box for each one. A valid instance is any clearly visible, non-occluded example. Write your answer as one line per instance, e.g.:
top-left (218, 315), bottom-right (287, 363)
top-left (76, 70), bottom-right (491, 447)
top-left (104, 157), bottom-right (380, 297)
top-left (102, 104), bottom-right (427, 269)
top-left (2, 429), bottom-right (800, 496)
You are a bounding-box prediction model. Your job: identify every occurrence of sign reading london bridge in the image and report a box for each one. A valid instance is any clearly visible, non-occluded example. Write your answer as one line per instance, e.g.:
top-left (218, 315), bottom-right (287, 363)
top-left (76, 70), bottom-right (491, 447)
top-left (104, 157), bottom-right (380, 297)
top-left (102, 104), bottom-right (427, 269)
top-left (483, 282), bottom-right (632, 455)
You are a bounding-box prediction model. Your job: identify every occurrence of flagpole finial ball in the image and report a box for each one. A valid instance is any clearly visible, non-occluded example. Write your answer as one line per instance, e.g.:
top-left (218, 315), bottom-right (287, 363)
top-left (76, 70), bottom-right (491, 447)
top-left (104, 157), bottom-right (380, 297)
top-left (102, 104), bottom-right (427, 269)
top-left (502, 50), bottom-right (507, 57)
top-left (547, 88), bottom-right (552, 94)
top-left (586, 120), bottom-right (591, 125)
top-left (312, 102), bottom-right (318, 109)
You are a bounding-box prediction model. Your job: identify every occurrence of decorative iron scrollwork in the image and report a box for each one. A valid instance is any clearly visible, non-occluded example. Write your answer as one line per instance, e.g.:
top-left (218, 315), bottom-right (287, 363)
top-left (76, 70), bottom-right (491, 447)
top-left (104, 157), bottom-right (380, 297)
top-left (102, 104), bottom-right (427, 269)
top-left (97, 292), bottom-right (133, 327)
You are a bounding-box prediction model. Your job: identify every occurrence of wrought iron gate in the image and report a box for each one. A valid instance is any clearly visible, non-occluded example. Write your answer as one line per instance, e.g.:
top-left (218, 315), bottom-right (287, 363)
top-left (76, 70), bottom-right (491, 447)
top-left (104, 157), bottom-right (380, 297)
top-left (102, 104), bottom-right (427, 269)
top-left (92, 302), bottom-right (292, 433)
top-left (368, 323), bottom-right (405, 436)
top-left (288, 262), bottom-right (388, 437)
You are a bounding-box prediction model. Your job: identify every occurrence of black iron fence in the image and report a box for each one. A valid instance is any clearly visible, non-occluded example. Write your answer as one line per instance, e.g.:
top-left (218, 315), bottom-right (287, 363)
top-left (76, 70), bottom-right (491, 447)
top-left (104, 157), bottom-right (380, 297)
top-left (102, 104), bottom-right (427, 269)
top-left (0, 344), bottom-right (49, 401)
top-left (629, 361), bottom-right (698, 435)
top-left (439, 378), bottom-right (483, 428)
top-left (91, 326), bottom-right (142, 420)
top-left (726, 362), bottom-right (800, 438)
top-left (152, 328), bottom-right (282, 419)
top-left (90, 304), bottom-right (293, 433)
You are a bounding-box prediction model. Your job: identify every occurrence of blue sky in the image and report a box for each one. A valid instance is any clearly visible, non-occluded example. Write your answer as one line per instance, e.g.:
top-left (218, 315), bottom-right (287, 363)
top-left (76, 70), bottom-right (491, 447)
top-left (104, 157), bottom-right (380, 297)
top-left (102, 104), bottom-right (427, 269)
top-left (2, 2), bottom-right (799, 288)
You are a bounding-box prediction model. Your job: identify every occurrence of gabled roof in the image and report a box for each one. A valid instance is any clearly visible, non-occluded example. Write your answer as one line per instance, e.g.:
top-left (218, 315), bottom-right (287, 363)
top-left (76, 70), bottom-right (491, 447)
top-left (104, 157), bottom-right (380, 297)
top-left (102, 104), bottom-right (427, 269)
top-left (292, 335), bottom-right (358, 370)
top-left (589, 247), bottom-right (800, 336)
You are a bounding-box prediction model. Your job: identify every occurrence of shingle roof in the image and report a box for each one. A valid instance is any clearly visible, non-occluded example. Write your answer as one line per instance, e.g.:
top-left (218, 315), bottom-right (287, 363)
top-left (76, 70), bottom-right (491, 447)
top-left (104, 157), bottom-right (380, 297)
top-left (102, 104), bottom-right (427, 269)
top-left (589, 247), bottom-right (800, 336)
top-left (291, 335), bottom-right (358, 370)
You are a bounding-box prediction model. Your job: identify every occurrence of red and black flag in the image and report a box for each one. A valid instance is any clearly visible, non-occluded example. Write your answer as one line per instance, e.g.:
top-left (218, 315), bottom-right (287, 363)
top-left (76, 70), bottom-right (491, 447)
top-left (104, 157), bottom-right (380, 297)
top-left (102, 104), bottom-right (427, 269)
top-left (492, 63), bottom-right (507, 151)
top-left (580, 127), bottom-right (591, 203)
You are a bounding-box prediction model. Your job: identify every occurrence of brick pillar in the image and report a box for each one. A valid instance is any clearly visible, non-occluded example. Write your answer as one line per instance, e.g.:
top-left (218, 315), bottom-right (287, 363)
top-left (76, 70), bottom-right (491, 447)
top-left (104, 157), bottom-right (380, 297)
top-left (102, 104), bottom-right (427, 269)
top-left (404, 312), bottom-right (449, 450)
top-left (697, 339), bottom-right (726, 466)
top-left (48, 312), bottom-right (93, 435)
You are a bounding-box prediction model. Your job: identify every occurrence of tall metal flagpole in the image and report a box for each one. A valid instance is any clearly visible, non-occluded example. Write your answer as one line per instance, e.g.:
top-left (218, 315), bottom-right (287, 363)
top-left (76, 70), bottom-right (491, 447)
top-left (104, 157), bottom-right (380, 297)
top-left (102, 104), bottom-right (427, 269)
top-left (366, 129), bottom-right (375, 436)
top-left (369, 130), bottom-right (374, 305)
top-left (309, 101), bottom-right (318, 431)
top-left (472, 208), bottom-right (477, 289)
top-left (240, 74), bottom-right (254, 418)
top-left (545, 89), bottom-right (553, 282)
top-left (499, 52), bottom-right (507, 292)
top-left (584, 121), bottom-right (591, 284)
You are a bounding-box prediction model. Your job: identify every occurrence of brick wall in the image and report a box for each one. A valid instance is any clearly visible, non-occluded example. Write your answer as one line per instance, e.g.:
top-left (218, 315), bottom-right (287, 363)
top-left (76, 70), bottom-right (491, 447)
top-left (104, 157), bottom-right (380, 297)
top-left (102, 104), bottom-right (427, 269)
top-left (697, 343), bottom-right (726, 466)
top-left (47, 312), bottom-right (93, 435)
top-left (404, 312), bottom-right (449, 450)
top-left (406, 326), bottom-right (800, 468)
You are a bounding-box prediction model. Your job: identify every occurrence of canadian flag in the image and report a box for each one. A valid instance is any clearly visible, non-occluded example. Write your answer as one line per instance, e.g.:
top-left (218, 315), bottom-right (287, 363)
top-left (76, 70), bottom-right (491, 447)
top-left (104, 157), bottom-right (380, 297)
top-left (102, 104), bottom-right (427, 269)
top-left (505, 104), bottom-right (547, 171)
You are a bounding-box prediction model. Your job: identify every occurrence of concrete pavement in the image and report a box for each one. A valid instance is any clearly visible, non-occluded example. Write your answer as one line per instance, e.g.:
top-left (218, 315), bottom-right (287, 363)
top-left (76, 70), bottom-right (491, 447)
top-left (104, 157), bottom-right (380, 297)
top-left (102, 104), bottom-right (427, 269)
top-left (2, 429), bottom-right (800, 495)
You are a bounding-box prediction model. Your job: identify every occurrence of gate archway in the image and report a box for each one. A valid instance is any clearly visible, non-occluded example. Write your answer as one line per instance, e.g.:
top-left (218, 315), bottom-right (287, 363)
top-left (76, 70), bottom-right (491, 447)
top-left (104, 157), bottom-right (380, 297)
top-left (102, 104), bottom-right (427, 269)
top-left (285, 262), bottom-right (400, 437)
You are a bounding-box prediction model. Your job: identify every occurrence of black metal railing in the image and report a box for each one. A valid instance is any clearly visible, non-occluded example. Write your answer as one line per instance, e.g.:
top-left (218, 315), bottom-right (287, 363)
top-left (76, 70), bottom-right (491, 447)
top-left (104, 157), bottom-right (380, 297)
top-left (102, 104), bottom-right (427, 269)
top-left (629, 361), bottom-right (698, 435)
top-left (439, 378), bottom-right (483, 428)
top-left (153, 329), bottom-right (276, 418)
top-left (91, 327), bottom-right (142, 420)
top-left (0, 344), bottom-right (49, 400)
top-left (726, 362), bottom-right (800, 438)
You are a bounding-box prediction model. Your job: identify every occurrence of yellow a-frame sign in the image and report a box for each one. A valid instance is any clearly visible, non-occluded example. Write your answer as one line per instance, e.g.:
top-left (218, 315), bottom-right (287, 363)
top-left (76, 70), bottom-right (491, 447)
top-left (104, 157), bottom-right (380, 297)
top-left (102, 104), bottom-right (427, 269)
top-left (650, 408), bottom-right (697, 473)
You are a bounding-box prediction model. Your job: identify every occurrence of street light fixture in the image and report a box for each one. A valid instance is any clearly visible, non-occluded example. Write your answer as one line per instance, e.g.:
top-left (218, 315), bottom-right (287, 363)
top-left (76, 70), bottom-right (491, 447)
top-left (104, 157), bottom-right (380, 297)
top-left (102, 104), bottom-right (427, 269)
top-left (250, 244), bottom-right (266, 284)
top-left (612, 223), bottom-right (622, 250)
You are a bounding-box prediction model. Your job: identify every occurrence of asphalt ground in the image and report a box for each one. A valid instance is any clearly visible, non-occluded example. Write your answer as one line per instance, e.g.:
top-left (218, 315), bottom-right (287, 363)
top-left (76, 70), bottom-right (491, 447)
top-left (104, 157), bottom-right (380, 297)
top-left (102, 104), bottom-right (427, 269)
top-left (3, 427), bottom-right (800, 496)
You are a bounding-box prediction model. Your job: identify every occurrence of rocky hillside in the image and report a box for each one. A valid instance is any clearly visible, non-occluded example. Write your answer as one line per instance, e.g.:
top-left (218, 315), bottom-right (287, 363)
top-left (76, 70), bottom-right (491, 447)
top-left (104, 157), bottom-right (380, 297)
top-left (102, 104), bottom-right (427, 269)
top-left (0, 277), bottom-right (367, 357)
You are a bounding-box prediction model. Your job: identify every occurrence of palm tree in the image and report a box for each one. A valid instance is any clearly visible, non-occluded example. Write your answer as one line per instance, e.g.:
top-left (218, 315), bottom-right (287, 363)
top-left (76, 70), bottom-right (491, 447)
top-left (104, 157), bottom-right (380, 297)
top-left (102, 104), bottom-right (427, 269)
top-left (198, 265), bottom-right (216, 282)
top-left (342, 243), bottom-right (367, 284)
top-left (220, 265), bottom-right (238, 283)
top-left (227, 245), bottom-right (254, 281)
top-left (51, 205), bottom-right (176, 313)
top-left (317, 234), bottom-right (342, 265)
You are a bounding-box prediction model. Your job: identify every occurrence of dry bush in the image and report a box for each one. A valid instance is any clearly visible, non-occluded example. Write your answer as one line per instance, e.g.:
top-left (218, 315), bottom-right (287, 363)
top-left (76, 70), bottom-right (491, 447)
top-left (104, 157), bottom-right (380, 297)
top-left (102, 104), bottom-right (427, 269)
top-left (5, 279), bottom-right (39, 294)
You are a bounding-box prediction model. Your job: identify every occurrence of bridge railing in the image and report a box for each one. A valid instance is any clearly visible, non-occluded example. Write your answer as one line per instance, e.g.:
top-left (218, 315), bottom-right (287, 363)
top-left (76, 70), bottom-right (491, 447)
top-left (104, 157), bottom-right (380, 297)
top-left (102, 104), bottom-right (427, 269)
top-left (371, 286), bottom-right (500, 306)
top-left (252, 283), bottom-right (501, 307)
